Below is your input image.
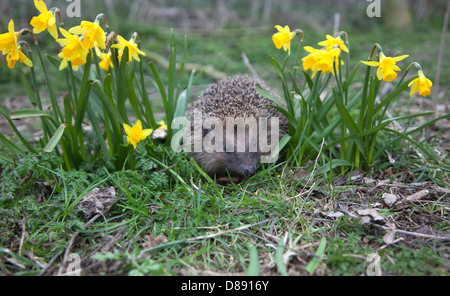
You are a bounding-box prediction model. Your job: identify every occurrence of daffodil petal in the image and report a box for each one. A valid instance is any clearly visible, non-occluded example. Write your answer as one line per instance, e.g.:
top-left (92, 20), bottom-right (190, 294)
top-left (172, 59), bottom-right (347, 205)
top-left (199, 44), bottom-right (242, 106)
top-left (8, 19), bottom-right (15, 34)
top-left (410, 82), bottom-right (419, 96)
top-left (34, 0), bottom-right (48, 13)
top-left (48, 24), bottom-right (58, 39)
top-left (142, 129), bottom-right (153, 138)
top-left (59, 58), bottom-right (68, 71)
top-left (392, 54), bottom-right (409, 62)
top-left (376, 67), bottom-right (383, 80)
top-left (362, 60), bottom-right (376, 66)
top-left (274, 25), bottom-right (284, 32)
top-left (123, 123), bottom-right (132, 135)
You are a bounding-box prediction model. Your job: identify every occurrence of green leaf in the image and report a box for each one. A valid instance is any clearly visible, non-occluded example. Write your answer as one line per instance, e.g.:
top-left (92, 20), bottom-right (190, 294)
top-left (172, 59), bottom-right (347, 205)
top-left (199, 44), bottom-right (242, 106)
top-left (0, 133), bottom-right (27, 158)
top-left (305, 237), bottom-right (327, 275)
top-left (246, 243), bottom-right (260, 276)
top-left (0, 106), bottom-right (36, 154)
top-left (148, 61), bottom-right (169, 118)
top-left (332, 87), bottom-right (367, 160)
top-left (74, 53), bottom-right (92, 132)
top-left (174, 69), bottom-right (195, 120)
top-left (302, 70), bottom-right (314, 89)
top-left (256, 87), bottom-right (284, 108)
top-left (10, 109), bottom-right (59, 128)
top-left (167, 28), bottom-right (177, 120)
top-left (373, 77), bottom-right (415, 115)
top-left (91, 80), bottom-right (123, 143)
top-left (43, 124), bottom-right (67, 153)
top-left (117, 46), bottom-right (130, 119)
top-left (343, 62), bottom-right (361, 92)
top-left (275, 236), bottom-right (288, 276)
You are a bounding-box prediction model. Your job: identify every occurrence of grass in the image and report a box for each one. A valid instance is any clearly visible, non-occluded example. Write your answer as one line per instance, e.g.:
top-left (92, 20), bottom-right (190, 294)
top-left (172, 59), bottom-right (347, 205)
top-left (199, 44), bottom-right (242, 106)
top-left (0, 2), bottom-right (449, 276)
top-left (0, 137), bottom-right (448, 275)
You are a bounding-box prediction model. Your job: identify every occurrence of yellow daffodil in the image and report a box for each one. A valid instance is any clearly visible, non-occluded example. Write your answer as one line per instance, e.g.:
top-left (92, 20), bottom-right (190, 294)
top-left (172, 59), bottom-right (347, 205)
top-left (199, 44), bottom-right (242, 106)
top-left (408, 70), bottom-right (432, 97)
top-left (362, 52), bottom-right (409, 82)
top-left (157, 120), bottom-right (168, 131)
top-left (0, 19), bottom-right (19, 62)
top-left (6, 46), bottom-right (33, 69)
top-left (69, 20), bottom-right (106, 50)
top-left (272, 25), bottom-right (296, 55)
top-left (58, 51), bottom-right (85, 71)
top-left (123, 120), bottom-right (153, 149)
top-left (111, 35), bottom-right (146, 63)
top-left (302, 46), bottom-right (342, 77)
top-left (56, 28), bottom-right (89, 71)
top-left (95, 46), bottom-right (113, 72)
top-left (302, 46), bottom-right (320, 77)
top-left (316, 48), bottom-right (342, 75)
top-left (318, 35), bottom-right (349, 53)
top-left (30, 0), bottom-right (58, 39)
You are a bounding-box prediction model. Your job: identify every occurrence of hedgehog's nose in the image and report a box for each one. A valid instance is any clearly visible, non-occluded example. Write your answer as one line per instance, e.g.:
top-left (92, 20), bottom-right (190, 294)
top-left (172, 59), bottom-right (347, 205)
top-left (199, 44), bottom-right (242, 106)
top-left (244, 167), bottom-right (256, 177)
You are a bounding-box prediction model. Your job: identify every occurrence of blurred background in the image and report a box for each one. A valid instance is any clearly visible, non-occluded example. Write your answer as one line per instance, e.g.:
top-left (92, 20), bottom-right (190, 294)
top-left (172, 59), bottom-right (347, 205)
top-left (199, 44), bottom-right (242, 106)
top-left (0, 0), bottom-right (448, 103)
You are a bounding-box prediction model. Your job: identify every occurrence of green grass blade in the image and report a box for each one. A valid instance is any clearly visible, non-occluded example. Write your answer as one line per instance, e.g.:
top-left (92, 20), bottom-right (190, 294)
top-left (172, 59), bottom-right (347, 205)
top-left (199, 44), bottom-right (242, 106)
top-left (384, 127), bottom-right (447, 166)
top-left (246, 243), bottom-right (260, 276)
top-left (305, 237), bottom-right (327, 275)
top-left (275, 236), bottom-right (288, 276)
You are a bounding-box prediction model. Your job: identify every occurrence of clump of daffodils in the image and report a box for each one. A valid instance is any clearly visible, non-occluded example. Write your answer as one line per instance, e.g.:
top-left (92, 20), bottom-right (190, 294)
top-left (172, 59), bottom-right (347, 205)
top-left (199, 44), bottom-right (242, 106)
top-left (302, 34), bottom-right (348, 78)
top-left (272, 26), bottom-right (432, 97)
top-left (1, 0), bottom-right (147, 72)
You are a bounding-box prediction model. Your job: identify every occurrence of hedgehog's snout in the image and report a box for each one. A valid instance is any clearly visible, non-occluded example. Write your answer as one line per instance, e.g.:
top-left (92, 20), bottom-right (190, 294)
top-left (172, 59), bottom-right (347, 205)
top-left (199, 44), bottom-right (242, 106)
top-left (243, 166), bottom-right (256, 177)
top-left (229, 152), bottom-right (259, 178)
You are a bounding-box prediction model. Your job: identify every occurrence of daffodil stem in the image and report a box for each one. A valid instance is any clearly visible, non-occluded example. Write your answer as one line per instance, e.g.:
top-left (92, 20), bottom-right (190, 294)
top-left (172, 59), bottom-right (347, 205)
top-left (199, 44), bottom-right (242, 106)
top-left (396, 64), bottom-right (415, 88)
top-left (92, 49), bottom-right (102, 79)
top-left (68, 63), bottom-right (78, 104)
top-left (368, 43), bottom-right (383, 60)
top-left (128, 146), bottom-right (135, 170)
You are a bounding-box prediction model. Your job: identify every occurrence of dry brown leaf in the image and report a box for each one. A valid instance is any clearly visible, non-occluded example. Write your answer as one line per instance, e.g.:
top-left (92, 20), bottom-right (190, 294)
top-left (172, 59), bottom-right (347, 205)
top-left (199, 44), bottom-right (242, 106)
top-left (141, 235), bottom-right (168, 250)
top-left (356, 208), bottom-right (386, 223)
top-left (382, 193), bottom-right (398, 207)
top-left (405, 189), bottom-right (429, 201)
top-left (383, 223), bottom-right (397, 245)
top-left (395, 189), bottom-right (429, 210)
top-left (321, 211), bottom-right (345, 219)
top-left (78, 186), bottom-right (117, 219)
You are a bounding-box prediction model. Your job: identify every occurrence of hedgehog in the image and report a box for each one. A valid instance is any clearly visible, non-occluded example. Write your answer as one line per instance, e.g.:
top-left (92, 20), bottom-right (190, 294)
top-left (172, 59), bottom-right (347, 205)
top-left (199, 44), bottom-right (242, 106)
top-left (188, 74), bottom-right (289, 182)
